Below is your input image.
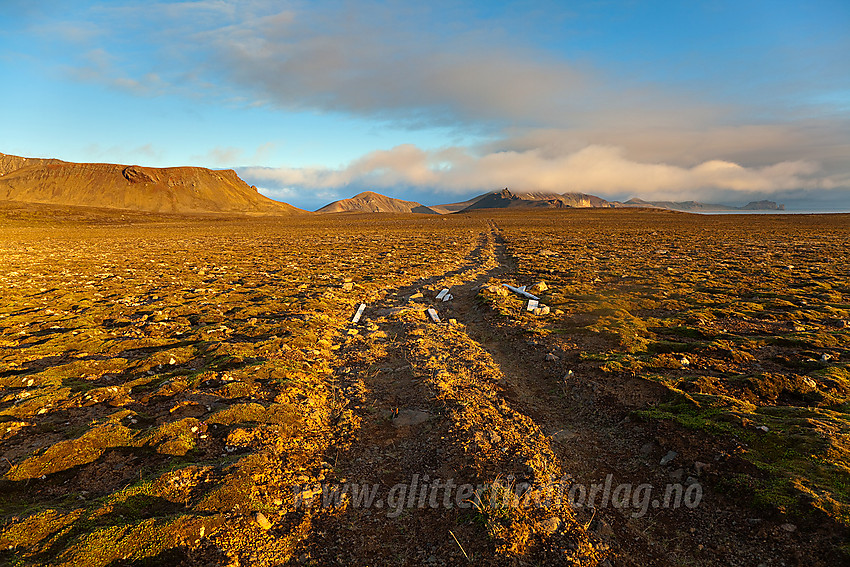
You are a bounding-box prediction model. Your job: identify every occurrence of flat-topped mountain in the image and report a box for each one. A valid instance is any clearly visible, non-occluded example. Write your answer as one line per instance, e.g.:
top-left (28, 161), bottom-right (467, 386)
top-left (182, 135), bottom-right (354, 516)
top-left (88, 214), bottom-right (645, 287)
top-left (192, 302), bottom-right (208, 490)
top-left (624, 198), bottom-right (784, 212)
top-left (316, 191), bottom-right (439, 214)
top-left (451, 188), bottom-right (611, 211)
top-left (0, 152), bottom-right (302, 214)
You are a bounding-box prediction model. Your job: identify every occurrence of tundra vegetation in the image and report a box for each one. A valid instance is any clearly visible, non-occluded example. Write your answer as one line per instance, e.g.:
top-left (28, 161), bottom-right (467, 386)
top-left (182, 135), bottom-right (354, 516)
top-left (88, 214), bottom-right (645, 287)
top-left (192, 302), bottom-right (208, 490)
top-left (0, 203), bottom-right (847, 566)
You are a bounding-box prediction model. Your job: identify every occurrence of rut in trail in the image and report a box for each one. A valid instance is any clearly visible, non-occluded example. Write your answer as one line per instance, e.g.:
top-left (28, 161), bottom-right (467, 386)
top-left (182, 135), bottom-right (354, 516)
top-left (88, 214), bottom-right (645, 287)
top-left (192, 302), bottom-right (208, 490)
top-left (285, 228), bottom-right (598, 566)
top-left (286, 225), bottom-right (841, 567)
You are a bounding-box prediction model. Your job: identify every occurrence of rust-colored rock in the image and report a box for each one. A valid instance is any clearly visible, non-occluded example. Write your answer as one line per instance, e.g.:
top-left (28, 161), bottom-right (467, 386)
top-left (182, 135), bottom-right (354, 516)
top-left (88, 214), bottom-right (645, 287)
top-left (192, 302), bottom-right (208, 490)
top-left (122, 166), bottom-right (157, 184)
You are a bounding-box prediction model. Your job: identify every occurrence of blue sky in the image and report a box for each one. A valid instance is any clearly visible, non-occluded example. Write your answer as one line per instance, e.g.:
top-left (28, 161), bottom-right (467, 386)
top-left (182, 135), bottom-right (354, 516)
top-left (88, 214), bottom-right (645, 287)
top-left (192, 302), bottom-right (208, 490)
top-left (2, 0), bottom-right (848, 211)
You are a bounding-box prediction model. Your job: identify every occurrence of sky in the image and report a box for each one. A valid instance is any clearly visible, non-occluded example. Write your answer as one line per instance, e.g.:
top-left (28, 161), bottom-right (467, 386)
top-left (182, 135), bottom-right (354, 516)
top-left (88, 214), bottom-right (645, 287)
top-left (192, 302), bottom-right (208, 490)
top-left (2, 0), bottom-right (849, 211)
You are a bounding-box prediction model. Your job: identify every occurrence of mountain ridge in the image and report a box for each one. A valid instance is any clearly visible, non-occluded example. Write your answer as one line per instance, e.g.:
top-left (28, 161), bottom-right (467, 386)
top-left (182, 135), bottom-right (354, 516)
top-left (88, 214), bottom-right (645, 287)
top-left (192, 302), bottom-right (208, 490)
top-left (0, 152), bottom-right (302, 215)
top-left (316, 191), bottom-right (439, 214)
top-left (316, 188), bottom-right (785, 214)
top-left (455, 188), bottom-right (612, 211)
top-left (624, 197), bottom-right (785, 212)
top-left (1, 153), bottom-right (786, 215)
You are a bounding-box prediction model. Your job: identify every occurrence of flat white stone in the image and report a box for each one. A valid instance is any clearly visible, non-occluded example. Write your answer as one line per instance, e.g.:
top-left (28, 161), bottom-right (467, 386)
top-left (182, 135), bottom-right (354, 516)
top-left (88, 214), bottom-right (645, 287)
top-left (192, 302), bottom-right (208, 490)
top-left (436, 288), bottom-right (450, 300)
top-left (351, 303), bottom-right (366, 324)
top-left (427, 308), bottom-right (440, 323)
top-left (526, 299), bottom-right (538, 311)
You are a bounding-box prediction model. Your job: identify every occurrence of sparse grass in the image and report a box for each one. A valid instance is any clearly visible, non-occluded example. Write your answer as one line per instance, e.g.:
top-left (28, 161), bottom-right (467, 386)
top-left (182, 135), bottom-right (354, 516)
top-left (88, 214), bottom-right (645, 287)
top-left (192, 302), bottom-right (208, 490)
top-left (1, 208), bottom-right (848, 564)
top-left (0, 211), bottom-right (487, 564)
top-left (492, 210), bottom-right (850, 532)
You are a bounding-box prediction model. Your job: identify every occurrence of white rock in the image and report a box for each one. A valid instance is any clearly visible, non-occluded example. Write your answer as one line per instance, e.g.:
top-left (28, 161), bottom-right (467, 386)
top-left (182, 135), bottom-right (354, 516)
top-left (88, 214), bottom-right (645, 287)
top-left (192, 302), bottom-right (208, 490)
top-left (351, 303), bottom-right (366, 324)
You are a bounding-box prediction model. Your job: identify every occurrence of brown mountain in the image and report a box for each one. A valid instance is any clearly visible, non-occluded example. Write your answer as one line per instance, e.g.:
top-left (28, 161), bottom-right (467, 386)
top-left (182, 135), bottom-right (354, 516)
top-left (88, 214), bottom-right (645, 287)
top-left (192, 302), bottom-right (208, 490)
top-left (317, 191), bottom-right (439, 214)
top-left (447, 188), bottom-right (611, 212)
top-left (0, 152), bottom-right (302, 215)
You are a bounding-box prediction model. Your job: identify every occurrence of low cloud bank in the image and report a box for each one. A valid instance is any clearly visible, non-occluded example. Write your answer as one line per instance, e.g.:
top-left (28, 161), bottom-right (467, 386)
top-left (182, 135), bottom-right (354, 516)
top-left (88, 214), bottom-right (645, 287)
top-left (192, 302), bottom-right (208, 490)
top-left (242, 143), bottom-right (842, 207)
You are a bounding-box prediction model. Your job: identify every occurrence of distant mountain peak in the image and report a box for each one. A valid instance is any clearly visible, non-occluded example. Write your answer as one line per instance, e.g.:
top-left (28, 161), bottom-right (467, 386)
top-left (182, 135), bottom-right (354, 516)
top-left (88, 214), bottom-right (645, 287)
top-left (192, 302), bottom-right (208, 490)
top-left (445, 188), bottom-right (611, 212)
top-left (317, 190), bottom-right (438, 214)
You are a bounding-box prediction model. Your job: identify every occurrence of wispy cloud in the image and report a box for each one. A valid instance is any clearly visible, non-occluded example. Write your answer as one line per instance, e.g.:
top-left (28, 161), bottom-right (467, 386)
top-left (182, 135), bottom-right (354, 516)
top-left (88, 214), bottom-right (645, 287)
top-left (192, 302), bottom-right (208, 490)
top-left (79, 142), bottom-right (165, 164)
top-left (67, 49), bottom-right (169, 96)
top-left (191, 142), bottom-right (277, 168)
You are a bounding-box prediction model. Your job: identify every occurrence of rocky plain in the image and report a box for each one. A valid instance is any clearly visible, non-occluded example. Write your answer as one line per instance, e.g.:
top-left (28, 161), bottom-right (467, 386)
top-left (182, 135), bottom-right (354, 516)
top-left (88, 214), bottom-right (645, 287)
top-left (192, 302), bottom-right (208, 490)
top-left (0, 201), bottom-right (848, 566)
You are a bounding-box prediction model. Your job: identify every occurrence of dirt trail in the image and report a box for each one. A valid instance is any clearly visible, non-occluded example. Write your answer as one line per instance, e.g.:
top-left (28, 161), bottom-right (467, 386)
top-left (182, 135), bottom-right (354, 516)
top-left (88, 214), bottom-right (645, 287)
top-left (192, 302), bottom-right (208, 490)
top-left (289, 227), bottom-right (517, 565)
top-left (288, 226), bottom-right (840, 566)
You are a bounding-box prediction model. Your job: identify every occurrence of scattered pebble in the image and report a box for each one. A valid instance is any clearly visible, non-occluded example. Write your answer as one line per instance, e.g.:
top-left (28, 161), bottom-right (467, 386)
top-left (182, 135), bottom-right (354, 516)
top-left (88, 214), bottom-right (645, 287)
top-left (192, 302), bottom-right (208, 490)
top-left (254, 511), bottom-right (273, 530)
top-left (535, 516), bottom-right (561, 535)
top-left (660, 450), bottom-right (678, 466)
